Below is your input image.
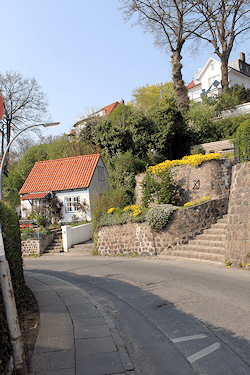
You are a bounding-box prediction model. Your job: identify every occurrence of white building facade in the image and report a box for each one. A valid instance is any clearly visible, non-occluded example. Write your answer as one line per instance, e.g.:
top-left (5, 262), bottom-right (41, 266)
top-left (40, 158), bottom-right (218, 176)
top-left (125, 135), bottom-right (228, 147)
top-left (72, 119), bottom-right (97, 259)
top-left (187, 53), bottom-right (250, 102)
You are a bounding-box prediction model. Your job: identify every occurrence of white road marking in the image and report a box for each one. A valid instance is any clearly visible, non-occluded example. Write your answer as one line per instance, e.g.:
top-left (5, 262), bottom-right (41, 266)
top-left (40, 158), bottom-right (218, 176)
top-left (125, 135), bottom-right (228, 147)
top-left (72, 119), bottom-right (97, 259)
top-left (171, 334), bottom-right (208, 343)
top-left (187, 342), bottom-right (220, 363)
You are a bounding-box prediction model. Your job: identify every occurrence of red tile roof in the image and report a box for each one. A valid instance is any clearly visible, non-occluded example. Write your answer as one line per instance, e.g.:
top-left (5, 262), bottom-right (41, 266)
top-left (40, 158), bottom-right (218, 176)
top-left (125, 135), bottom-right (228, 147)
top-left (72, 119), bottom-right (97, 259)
top-left (102, 101), bottom-right (121, 116)
top-left (187, 81), bottom-right (201, 89)
top-left (22, 192), bottom-right (49, 200)
top-left (19, 154), bottom-right (101, 195)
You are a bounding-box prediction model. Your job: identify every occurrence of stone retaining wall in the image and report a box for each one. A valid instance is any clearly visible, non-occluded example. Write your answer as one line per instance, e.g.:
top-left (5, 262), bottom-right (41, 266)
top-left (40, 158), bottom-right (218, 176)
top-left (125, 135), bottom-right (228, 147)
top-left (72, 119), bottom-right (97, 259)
top-left (21, 231), bottom-right (54, 256)
top-left (97, 197), bottom-right (228, 256)
top-left (135, 159), bottom-right (233, 206)
top-left (225, 161), bottom-right (250, 265)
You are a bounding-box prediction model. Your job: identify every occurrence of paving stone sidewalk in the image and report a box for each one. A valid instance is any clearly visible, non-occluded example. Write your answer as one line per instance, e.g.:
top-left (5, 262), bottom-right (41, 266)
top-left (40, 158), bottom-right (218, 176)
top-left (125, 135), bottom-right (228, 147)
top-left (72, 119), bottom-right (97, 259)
top-left (25, 272), bottom-right (135, 375)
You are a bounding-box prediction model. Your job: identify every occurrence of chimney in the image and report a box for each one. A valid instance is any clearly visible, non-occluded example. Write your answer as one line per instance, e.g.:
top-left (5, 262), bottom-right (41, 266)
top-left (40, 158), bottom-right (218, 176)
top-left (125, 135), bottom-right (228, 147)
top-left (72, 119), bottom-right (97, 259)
top-left (240, 52), bottom-right (245, 62)
top-left (120, 99), bottom-right (125, 104)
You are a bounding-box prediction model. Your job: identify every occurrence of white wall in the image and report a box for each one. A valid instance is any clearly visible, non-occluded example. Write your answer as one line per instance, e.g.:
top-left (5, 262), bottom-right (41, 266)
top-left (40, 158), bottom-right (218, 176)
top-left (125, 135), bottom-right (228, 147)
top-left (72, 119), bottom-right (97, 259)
top-left (56, 189), bottom-right (91, 223)
top-left (199, 59), bottom-right (221, 92)
top-left (61, 222), bottom-right (92, 251)
top-left (20, 188), bottom-right (91, 222)
top-left (229, 70), bottom-right (250, 89)
top-left (20, 199), bottom-right (32, 218)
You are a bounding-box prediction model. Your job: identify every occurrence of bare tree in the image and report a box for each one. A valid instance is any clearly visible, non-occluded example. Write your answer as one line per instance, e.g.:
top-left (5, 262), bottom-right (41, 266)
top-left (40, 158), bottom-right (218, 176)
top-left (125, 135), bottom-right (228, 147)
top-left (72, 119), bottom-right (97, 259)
top-left (189, 0), bottom-right (250, 90)
top-left (120, 0), bottom-right (203, 113)
top-left (0, 71), bottom-right (49, 174)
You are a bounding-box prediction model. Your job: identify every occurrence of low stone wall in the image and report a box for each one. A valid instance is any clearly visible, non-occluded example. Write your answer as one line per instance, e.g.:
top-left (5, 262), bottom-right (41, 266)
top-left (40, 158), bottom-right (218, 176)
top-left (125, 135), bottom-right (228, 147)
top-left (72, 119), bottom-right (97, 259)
top-left (21, 231), bottom-right (55, 256)
top-left (225, 161), bottom-right (250, 265)
top-left (135, 159), bottom-right (233, 206)
top-left (97, 197), bottom-right (228, 256)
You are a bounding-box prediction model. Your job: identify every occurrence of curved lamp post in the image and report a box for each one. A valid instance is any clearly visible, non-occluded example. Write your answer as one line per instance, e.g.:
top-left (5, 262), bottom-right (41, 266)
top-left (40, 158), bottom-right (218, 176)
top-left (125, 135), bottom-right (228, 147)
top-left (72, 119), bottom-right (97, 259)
top-left (0, 122), bottom-right (59, 374)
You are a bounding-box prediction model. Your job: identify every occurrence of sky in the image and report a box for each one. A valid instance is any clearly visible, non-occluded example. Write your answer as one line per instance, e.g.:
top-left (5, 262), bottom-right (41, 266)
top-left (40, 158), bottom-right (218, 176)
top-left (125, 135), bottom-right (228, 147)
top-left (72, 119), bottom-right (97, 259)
top-left (1, 0), bottom-right (249, 139)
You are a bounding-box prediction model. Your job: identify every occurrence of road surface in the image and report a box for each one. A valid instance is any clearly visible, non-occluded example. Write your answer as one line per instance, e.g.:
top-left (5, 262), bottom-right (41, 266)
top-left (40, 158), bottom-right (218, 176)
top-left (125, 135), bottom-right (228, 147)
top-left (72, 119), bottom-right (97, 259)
top-left (25, 255), bottom-right (250, 374)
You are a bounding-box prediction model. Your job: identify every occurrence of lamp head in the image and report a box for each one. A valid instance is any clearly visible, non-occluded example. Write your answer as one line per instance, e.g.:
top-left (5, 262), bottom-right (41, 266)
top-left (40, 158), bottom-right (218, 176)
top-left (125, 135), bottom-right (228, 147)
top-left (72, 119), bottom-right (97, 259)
top-left (43, 122), bottom-right (60, 127)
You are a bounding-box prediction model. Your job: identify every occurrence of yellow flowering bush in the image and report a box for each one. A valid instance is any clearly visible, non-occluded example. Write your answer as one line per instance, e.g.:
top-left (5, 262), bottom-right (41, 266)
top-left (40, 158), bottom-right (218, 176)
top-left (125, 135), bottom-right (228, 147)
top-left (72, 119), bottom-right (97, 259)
top-left (107, 207), bottom-right (117, 214)
top-left (124, 205), bottom-right (142, 217)
top-left (148, 153), bottom-right (222, 175)
top-left (183, 197), bottom-right (211, 208)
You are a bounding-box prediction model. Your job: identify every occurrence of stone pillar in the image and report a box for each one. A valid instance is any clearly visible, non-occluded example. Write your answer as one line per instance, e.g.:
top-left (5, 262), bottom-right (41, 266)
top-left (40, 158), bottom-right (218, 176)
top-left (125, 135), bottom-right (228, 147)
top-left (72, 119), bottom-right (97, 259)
top-left (225, 161), bottom-right (250, 265)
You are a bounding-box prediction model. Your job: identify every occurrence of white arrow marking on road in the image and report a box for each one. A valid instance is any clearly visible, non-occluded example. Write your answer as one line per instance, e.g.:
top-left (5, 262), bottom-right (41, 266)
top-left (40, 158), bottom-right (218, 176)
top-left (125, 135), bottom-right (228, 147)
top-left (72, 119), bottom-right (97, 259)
top-left (171, 334), bottom-right (208, 343)
top-left (187, 342), bottom-right (220, 363)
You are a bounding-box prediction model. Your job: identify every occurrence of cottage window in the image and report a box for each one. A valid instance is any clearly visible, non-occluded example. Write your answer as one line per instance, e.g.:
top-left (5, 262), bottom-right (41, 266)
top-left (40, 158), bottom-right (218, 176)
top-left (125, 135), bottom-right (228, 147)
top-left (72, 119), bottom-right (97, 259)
top-left (32, 200), bottom-right (40, 210)
top-left (65, 196), bottom-right (80, 212)
top-left (98, 166), bottom-right (105, 181)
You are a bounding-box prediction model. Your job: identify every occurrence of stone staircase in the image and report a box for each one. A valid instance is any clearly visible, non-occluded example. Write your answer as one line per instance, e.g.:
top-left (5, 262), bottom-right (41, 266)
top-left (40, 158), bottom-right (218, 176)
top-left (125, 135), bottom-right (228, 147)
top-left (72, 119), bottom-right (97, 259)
top-left (66, 240), bottom-right (94, 256)
top-left (158, 215), bottom-right (228, 265)
top-left (44, 229), bottom-right (63, 254)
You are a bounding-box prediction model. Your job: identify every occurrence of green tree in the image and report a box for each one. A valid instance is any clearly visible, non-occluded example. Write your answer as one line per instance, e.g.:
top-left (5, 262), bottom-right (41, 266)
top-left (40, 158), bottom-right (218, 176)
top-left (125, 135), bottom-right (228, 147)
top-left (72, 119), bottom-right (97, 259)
top-left (186, 102), bottom-right (220, 144)
top-left (129, 82), bottom-right (176, 115)
top-left (82, 104), bottom-right (155, 166)
top-left (149, 99), bottom-right (190, 160)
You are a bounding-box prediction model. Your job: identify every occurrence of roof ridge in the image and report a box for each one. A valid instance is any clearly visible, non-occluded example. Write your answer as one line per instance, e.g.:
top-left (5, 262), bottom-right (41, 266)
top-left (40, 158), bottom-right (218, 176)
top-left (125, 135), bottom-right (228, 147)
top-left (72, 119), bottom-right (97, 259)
top-left (34, 153), bottom-right (100, 165)
top-left (101, 101), bottom-right (119, 110)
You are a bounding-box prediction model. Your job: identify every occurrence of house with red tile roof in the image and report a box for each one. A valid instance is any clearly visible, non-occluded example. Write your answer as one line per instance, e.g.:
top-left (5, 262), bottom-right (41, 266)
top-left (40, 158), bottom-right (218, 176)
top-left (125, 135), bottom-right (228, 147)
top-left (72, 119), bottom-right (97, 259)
top-left (71, 100), bottom-right (125, 135)
top-left (19, 154), bottom-right (109, 222)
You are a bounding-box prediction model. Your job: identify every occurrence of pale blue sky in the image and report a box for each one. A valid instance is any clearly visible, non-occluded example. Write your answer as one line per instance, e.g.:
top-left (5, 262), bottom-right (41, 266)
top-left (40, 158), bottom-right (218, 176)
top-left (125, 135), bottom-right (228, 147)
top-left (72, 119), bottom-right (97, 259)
top-left (1, 0), bottom-right (249, 138)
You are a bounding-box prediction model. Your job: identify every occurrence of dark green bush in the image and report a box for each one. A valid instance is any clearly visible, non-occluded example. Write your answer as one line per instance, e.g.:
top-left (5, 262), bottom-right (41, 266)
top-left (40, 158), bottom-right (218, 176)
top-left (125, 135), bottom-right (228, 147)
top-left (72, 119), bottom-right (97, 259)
top-left (141, 169), bottom-right (181, 208)
top-left (0, 201), bottom-right (27, 371)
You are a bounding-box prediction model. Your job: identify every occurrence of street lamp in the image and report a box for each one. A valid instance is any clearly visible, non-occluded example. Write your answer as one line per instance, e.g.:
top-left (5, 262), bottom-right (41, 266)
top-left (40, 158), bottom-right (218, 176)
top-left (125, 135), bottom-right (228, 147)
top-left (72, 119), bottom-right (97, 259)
top-left (0, 121), bottom-right (59, 374)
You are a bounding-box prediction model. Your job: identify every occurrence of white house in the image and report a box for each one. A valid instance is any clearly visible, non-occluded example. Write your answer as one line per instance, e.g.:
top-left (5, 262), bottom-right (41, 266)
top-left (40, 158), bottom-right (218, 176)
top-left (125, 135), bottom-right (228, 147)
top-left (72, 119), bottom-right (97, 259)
top-left (69, 100), bottom-right (125, 136)
top-left (187, 53), bottom-right (250, 102)
top-left (19, 154), bottom-right (109, 223)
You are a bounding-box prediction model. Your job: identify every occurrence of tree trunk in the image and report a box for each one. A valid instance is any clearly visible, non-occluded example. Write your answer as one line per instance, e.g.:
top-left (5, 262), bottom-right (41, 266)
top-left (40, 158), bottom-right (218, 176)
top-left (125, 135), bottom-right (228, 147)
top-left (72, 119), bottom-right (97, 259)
top-left (220, 53), bottom-right (229, 91)
top-left (172, 50), bottom-right (189, 113)
top-left (3, 118), bottom-right (11, 176)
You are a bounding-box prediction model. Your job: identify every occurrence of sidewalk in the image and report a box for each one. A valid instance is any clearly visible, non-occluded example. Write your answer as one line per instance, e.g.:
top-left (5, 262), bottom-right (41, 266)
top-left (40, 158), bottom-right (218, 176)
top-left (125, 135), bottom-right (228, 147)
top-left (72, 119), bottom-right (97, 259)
top-left (25, 272), bottom-right (135, 375)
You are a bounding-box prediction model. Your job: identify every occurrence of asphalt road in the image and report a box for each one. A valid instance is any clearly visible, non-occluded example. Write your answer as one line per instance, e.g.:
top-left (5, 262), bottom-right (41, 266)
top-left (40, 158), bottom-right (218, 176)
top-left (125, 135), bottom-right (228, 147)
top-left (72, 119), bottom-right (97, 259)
top-left (24, 255), bottom-right (250, 375)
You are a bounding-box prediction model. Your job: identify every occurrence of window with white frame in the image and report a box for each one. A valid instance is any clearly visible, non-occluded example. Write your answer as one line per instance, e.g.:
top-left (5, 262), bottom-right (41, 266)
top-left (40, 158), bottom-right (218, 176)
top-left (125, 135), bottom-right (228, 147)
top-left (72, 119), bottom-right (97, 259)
top-left (65, 196), bottom-right (80, 212)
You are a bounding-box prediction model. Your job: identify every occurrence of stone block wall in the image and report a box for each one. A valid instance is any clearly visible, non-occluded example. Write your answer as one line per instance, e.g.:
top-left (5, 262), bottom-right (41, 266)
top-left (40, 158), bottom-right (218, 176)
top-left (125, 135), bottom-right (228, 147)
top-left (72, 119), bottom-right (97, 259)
top-left (225, 162), bottom-right (250, 265)
top-left (22, 232), bottom-right (54, 256)
top-left (135, 159), bottom-right (233, 206)
top-left (97, 197), bottom-right (228, 256)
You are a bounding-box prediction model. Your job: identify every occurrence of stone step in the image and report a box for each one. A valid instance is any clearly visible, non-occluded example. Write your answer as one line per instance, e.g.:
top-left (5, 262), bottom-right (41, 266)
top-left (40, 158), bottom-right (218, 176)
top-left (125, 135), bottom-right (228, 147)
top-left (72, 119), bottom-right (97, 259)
top-left (50, 238), bottom-right (63, 243)
top-left (166, 250), bottom-right (225, 263)
top-left (198, 233), bottom-right (226, 242)
top-left (203, 228), bottom-right (226, 236)
top-left (193, 239), bottom-right (226, 248)
top-left (156, 254), bottom-right (225, 266)
top-left (46, 245), bottom-right (63, 251)
top-left (218, 218), bottom-right (228, 224)
top-left (176, 244), bottom-right (225, 255)
top-left (48, 242), bottom-right (63, 248)
top-left (210, 222), bottom-right (227, 230)
top-left (68, 240), bottom-right (94, 256)
top-left (44, 248), bottom-right (64, 253)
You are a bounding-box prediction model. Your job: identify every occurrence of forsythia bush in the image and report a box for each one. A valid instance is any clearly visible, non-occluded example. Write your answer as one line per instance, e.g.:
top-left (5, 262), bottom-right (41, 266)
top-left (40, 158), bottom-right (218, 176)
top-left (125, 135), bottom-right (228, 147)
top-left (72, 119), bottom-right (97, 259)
top-left (183, 197), bottom-right (211, 208)
top-left (148, 153), bottom-right (222, 175)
